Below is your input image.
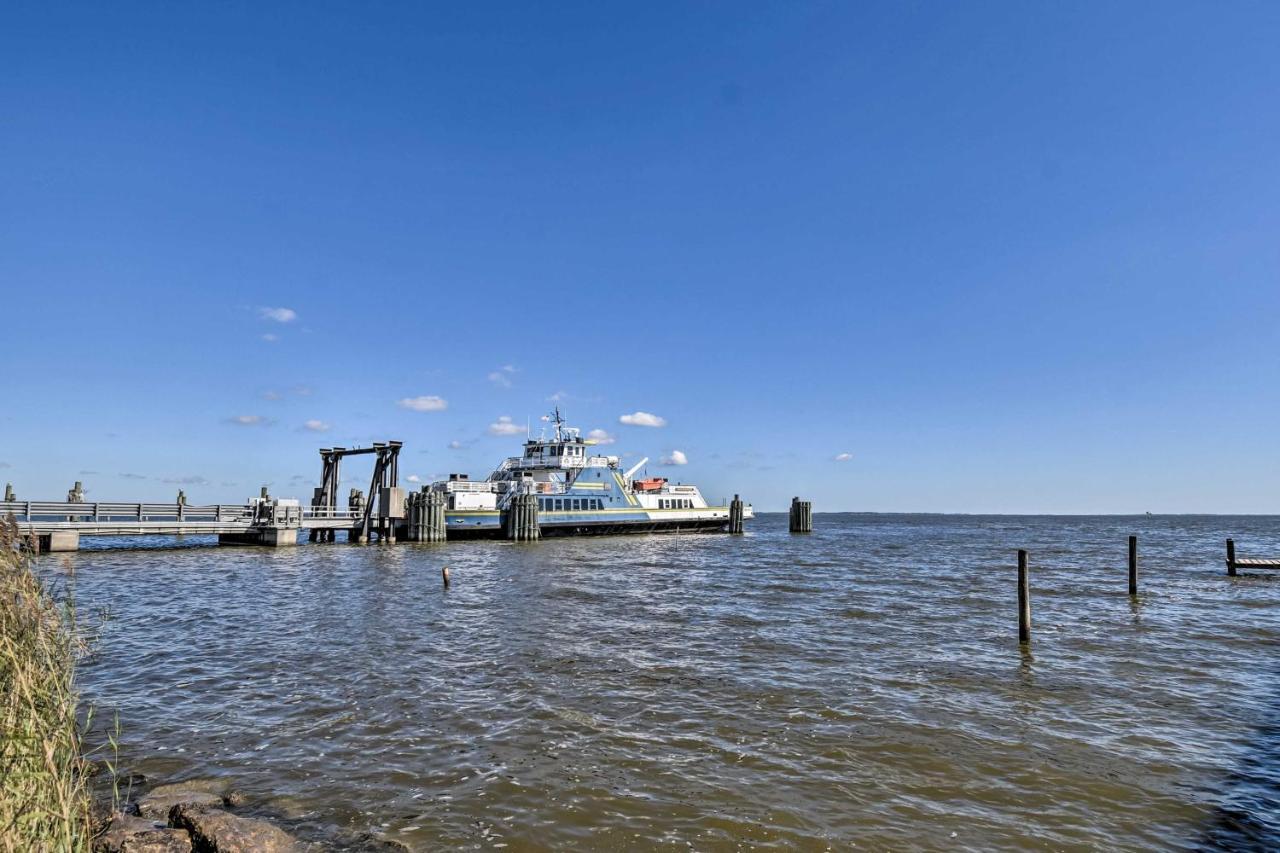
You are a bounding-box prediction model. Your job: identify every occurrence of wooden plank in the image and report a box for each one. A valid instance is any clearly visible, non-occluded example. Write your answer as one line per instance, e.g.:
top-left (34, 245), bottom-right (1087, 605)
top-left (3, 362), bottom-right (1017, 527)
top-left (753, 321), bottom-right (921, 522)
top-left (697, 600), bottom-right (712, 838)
top-left (1232, 558), bottom-right (1280, 568)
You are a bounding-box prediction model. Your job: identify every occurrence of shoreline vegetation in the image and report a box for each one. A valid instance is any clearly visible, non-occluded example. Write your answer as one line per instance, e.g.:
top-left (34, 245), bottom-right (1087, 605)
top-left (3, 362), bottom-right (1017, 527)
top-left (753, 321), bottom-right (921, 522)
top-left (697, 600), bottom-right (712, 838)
top-left (0, 520), bottom-right (94, 852)
top-left (1, 521), bottom-right (403, 852)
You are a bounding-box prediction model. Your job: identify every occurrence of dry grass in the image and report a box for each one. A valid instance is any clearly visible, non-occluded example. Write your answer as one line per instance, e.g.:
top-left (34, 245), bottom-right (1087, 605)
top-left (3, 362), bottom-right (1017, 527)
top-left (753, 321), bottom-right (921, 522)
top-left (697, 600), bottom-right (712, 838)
top-left (0, 520), bottom-right (94, 852)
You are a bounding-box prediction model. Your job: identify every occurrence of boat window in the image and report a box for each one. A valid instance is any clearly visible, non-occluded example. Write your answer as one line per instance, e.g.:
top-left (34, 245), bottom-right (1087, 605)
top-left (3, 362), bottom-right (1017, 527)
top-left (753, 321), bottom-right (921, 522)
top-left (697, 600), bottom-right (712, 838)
top-left (554, 499), bottom-right (563, 511)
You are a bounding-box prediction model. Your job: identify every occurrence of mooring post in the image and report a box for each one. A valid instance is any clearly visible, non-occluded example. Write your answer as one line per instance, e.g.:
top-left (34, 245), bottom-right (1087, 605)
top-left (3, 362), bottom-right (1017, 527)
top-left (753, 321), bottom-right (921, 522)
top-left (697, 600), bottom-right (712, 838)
top-left (1017, 549), bottom-right (1031, 644)
top-left (1226, 538), bottom-right (1236, 577)
top-left (1128, 535), bottom-right (1138, 595)
top-left (442, 566), bottom-right (450, 588)
top-left (728, 494), bottom-right (744, 534)
top-left (789, 497), bottom-right (812, 533)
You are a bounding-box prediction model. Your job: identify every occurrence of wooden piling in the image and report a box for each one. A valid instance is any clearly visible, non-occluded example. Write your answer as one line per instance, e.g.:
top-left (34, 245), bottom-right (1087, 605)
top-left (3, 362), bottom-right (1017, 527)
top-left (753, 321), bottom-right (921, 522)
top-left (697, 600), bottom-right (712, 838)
top-left (1226, 538), bottom-right (1236, 577)
top-left (442, 566), bottom-right (450, 588)
top-left (727, 494), bottom-right (744, 534)
top-left (505, 493), bottom-right (540, 541)
top-left (789, 497), bottom-right (812, 533)
top-left (1128, 535), bottom-right (1138, 596)
top-left (1017, 549), bottom-right (1031, 644)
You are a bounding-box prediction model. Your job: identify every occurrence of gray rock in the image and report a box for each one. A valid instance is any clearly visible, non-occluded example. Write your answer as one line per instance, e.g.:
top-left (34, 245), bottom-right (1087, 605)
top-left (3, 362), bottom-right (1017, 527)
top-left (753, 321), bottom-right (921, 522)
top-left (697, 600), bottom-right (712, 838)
top-left (92, 813), bottom-right (175, 853)
top-left (137, 788), bottom-right (224, 820)
top-left (120, 829), bottom-right (193, 852)
top-left (169, 803), bottom-right (305, 853)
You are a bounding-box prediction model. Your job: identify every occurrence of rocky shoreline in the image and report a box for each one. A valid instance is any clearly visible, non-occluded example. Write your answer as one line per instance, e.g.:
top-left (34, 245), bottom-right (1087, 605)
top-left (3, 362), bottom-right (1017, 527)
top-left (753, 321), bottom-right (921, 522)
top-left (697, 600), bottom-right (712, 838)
top-left (93, 776), bottom-right (406, 853)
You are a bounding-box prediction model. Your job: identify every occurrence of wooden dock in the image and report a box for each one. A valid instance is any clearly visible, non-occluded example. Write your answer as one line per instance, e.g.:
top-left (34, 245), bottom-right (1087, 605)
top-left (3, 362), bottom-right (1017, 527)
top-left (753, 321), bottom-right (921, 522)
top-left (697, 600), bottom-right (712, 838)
top-left (1226, 538), bottom-right (1280, 576)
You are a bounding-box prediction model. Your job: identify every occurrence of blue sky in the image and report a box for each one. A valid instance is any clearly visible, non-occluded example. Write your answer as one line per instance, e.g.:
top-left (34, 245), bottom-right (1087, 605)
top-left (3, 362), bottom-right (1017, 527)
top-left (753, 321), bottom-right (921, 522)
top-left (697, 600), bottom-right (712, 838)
top-left (2, 2), bottom-right (1278, 512)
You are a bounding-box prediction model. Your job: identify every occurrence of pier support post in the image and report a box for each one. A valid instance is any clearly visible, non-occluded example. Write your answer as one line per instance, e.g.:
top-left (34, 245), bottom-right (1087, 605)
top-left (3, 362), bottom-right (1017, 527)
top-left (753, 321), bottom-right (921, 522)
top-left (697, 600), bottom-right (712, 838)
top-left (728, 495), bottom-right (744, 534)
top-left (504, 493), bottom-right (540, 542)
top-left (789, 497), bottom-right (812, 533)
top-left (39, 531), bottom-right (80, 552)
top-left (1128, 535), bottom-right (1138, 595)
top-left (1226, 538), bottom-right (1236, 577)
top-left (425, 490), bottom-right (447, 542)
top-left (1017, 549), bottom-right (1031, 644)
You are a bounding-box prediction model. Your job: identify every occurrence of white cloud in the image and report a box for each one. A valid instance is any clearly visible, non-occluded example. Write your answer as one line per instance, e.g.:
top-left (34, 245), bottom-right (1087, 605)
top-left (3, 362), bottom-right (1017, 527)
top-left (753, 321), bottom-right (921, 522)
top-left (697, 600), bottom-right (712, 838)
top-left (661, 450), bottom-right (688, 466)
top-left (398, 395), bottom-right (448, 412)
top-left (488, 365), bottom-right (517, 388)
top-left (619, 411), bottom-right (667, 428)
top-left (302, 419), bottom-right (331, 432)
top-left (834, 452), bottom-right (853, 462)
top-left (406, 474), bottom-right (421, 483)
top-left (262, 390), bottom-right (282, 400)
top-left (448, 440), bottom-right (465, 450)
top-left (259, 307), bottom-right (297, 323)
top-left (228, 415), bottom-right (267, 426)
top-left (488, 416), bottom-right (524, 436)
top-left (260, 333), bottom-right (279, 343)
top-left (548, 390), bottom-right (567, 402)
top-left (587, 429), bottom-right (616, 445)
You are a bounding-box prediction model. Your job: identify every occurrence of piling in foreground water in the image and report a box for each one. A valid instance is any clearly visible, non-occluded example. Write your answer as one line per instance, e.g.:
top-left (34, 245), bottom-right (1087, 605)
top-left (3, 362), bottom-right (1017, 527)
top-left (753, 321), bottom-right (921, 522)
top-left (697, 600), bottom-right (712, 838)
top-left (1226, 538), bottom-right (1236, 577)
top-left (442, 566), bottom-right (450, 588)
top-left (1017, 549), bottom-right (1031, 644)
top-left (1128, 535), bottom-right (1138, 596)
top-left (789, 497), bottom-right (812, 533)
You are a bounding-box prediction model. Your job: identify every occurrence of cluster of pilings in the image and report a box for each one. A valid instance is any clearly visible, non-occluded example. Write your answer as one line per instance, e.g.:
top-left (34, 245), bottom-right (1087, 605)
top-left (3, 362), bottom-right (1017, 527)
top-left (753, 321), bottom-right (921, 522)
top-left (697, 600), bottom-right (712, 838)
top-left (504, 493), bottom-right (541, 541)
top-left (727, 494), bottom-right (745, 534)
top-left (407, 490), bottom-right (447, 542)
top-left (789, 497), bottom-right (812, 533)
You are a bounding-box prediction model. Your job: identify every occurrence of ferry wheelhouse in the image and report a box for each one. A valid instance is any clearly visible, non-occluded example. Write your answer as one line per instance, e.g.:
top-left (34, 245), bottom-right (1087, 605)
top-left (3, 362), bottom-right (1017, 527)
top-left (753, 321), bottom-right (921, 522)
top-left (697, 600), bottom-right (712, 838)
top-left (429, 410), bottom-right (752, 538)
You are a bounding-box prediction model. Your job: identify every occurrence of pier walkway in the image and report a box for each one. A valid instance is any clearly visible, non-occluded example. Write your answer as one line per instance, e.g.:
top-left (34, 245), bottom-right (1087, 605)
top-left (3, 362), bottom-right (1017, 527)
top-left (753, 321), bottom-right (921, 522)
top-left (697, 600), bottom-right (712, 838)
top-left (1, 500), bottom-right (359, 551)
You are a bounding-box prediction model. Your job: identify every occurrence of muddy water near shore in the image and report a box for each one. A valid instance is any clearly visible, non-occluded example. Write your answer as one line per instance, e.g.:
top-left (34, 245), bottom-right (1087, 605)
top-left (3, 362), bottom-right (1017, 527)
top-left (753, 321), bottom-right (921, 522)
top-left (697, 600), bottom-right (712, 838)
top-left (52, 514), bottom-right (1280, 849)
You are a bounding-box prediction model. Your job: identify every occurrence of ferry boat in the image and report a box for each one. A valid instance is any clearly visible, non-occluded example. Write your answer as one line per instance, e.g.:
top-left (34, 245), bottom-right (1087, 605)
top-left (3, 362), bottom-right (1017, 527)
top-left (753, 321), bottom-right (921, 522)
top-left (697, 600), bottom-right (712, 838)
top-left (429, 410), bottom-right (752, 538)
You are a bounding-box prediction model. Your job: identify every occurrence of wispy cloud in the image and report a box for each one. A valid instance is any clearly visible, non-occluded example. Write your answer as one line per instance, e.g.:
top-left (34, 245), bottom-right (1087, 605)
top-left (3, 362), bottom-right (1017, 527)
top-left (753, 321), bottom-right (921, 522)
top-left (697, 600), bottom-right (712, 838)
top-left (548, 390), bottom-right (568, 402)
top-left (406, 474), bottom-right (421, 483)
top-left (162, 475), bottom-right (210, 486)
top-left (78, 470), bottom-right (100, 475)
top-left (619, 411), bottom-right (667, 428)
top-left (448, 440), bottom-right (466, 450)
top-left (227, 414), bottom-right (269, 426)
top-left (398, 395), bottom-right (448, 412)
top-left (488, 416), bottom-right (524, 436)
top-left (488, 365), bottom-right (517, 388)
top-left (661, 450), bottom-right (688, 465)
top-left (259, 307), bottom-right (297, 323)
top-left (0, 462), bottom-right (10, 469)
top-left (119, 472), bottom-right (147, 480)
top-left (587, 429), bottom-right (616, 445)
top-left (262, 390), bottom-right (282, 400)
top-left (301, 419), bottom-right (331, 432)
top-left (834, 452), bottom-right (853, 462)
top-left (261, 333), bottom-right (279, 343)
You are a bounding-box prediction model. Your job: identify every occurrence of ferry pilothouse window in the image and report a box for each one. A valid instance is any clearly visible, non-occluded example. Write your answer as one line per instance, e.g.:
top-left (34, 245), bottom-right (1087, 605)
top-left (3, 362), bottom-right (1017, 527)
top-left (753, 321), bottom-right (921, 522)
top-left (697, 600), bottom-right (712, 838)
top-left (554, 499), bottom-right (563, 511)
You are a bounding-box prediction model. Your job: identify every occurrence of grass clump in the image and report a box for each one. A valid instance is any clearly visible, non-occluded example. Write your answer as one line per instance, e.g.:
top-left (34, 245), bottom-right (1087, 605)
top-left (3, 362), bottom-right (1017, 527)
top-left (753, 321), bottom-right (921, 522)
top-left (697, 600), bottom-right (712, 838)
top-left (0, 520), bottom-right (93, 852)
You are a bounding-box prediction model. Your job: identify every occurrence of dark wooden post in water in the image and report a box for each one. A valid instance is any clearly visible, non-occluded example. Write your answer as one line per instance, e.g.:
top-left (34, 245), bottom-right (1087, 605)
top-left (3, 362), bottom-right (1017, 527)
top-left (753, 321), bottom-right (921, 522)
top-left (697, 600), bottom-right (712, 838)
top-left (1017, 549), bottom-right (1031, 644)
top-left (728, 495), bottom-right (744, 534)
top-left (1226, 538), bottom-right (1237, 577)
top-left (1128, 535), bottom-right (1138, 595)
top-left (442, 566), bottom-right (450, 588)
top-left (789, 497), bottom-right (812, 533)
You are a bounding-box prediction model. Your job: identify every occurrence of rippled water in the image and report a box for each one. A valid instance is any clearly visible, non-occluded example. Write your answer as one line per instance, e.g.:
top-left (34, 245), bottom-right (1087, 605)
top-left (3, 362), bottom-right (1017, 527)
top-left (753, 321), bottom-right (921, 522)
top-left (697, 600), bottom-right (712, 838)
top-left (47, 514), bottom-right (1280, 849)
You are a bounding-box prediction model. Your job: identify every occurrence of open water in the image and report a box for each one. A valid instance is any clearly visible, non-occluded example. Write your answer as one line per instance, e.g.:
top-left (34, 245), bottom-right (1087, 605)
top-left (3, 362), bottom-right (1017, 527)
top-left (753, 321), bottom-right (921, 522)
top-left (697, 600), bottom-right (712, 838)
top-left (49, 514), bottom-right (1280, 850)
